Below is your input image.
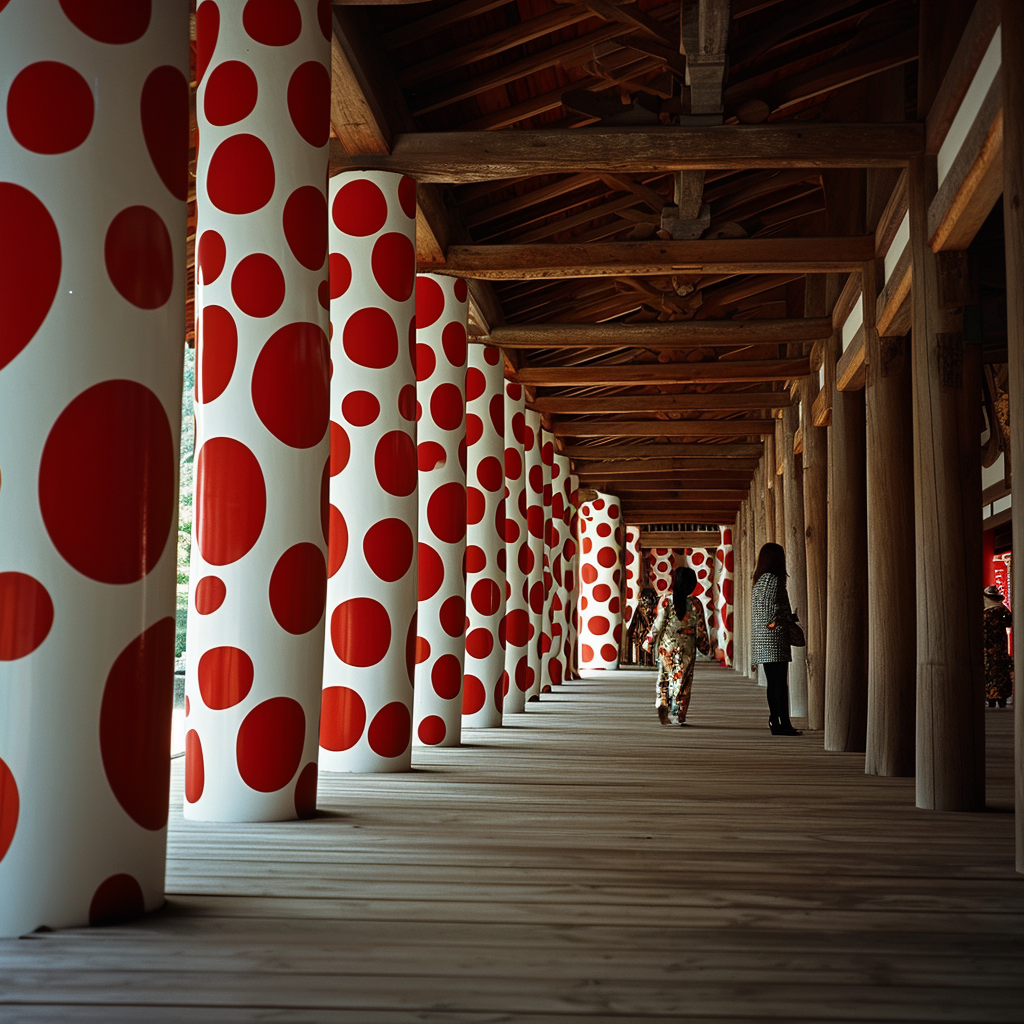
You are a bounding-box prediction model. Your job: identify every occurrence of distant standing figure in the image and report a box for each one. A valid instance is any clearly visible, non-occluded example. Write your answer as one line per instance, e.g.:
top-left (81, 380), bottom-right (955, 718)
top-left (643, 567), bottom-right (709, 726)
top-left (751, 542), bottom-right (801, 736)
top-left (629, 587), bottom-right (657, 666)
top-left (983, 585), bottom-right (1013, 708)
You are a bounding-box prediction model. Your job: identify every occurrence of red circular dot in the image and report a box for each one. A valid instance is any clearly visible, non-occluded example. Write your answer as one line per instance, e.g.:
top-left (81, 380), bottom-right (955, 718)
top-left (596, 522), bottom-right (611, 538)
top-left (418, 543), bottom-right (444, 601)
top-left (40, 381), bottom-right (174, 583)
top-left (0, 572), bottom-right (53, 661)
top-left (196, 2), bottom-right (219, 83)
top-left (198, 231), bottom-right (226, 285)
top-left (294, 762), bottom-right (318, 818)
top-left (343, 307), bottom-right (398, 369)
top-left (466, 628), bottom-right (493, 659)
top-left (330, 421), bottom-right (350, 475)
top-left (415, 277), bottom-right (445, 328)
top-left (465, 545), bottom-right (487, 573)
top-left (462, 675), bottom-right (485, 715)
top-left (476, 456), bottom-right (503, 493)
top-left (195, 575), bottom-right (226, 614)
top-left (320, 686), bottom-right (366, 751)
top-left (105, 206), bottom-right (173, 309)
top-left (333, 178), bottom-right (387, 236)
top-left (7, 61), bottom-right (93, 154)
top-left (597, 546), bottom-right (618, 568)
top-left (430, 383), bottom-right (463, 431)
top-left (466, 414), bottom-right (483, 447)
top-left (515, 657), bottom-right (534, 692)
top-left (328, 505), bottom-right (348, 577)
top-left (89, 874), bottom-right (145, 927)
top-left (331, 598), bottom-right (391, 667)
top-left (367, 701), bottom-right (411, 758)
top-left (504, 448), bottom-right (522, 481)
top-left (243, 0), bottom-right (301, 44)
top-left (471, 579), bottom-right (501, 616)
top-left (416, 636), bottom-right (431, 664)
top-left (140, 63), bottom-right (189, 200)
top-left (398, 175), bottom-right (417, 218)
top-left (231, 253), bottom-right (285, 318)
top-left (588, 615), bottom-right (610, 636)
top-left (416, 344), bottom-right (436, 382)
top-left (270, 543), bottom-right (326, 634)
top-left (237, 697), bottom-right (306, 792)
top-left (364, 519), bottom-right (415, 583)
top-left (329, 253), bottom-right (352, 298)
top-left (199, 305), bottom-right (237, 403)
top-left (466, 486), bottom-right (485, 526)
top-left (418, 441), bottom-right (446, 472)
top-left (441, 322), bottom-right (467, 368)
top-left (440, 596), bottom-right (465, 638)
top-left (99, 617), bottom-right (175, 830)
top-left (252, 322), bottom-right (330, 448)
top-left (196, 437), bottom-right (266, 565)
top-left (466, 368), bottom-right (486, 402)
top-left (288, 60), bottom-right (330, 147)
top-left (581, 563), bottom-right (598, 585)
top-left (342, 390), bottom-right (380, 426)
top-left (207, 134), bottom-right (275, 214)
top-left (600, 643), bottom-right (618, 662)
top-left (518, 544), bottom-right (534, 576)
top-left (504, 609), bottom-right (531, 647)
top-left (185, 730), bottom-right (204, 804)
top-left (203, 60), bottom-right (257, 126)
top-left (483, 346), bottom-right (500, 366)
top-left (59, 0), bottom-right (150, 42)
top-left (593, 583), bottom-right (611, 602)
top-left (374, 430), bottom-right (417, 497)
top-left (406, 613), bottom-right (418, 686)
top-left (427, 481), bottom-right (466, 544)
top-left (198, 645), bottom-right (253, 709)
top-left (372, 233), bottom-right (415, 302)
top-left (418, 715), bottom-right (447, 745)
top-left (284, 185), bottom-right (327, 271)
top-left (431, 654), bottom-right (462, 699)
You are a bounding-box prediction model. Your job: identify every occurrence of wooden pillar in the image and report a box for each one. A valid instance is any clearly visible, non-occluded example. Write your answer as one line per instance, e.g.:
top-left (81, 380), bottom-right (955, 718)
top-left (782, 404), bottom-right (808, 718)
top-left (801, 282), bottom-right (828, 730)
top-left (908, 157), bottom-right (985, 811)
top-left (748, 486), bottom-right (760, 682)
top-left (1000, 0), bottom-right (1024, 870)
top-left (773, 419), bottom-right (786, 549)
top-left (764, 436), bottom-right (776, 545)
top-left (735, 501), bottom-right (749, 678)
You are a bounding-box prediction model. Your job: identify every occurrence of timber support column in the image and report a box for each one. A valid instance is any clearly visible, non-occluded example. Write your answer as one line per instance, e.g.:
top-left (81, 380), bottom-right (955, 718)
top-left (781, 404), bottom-right (808, 717)
top-left (1002, 0), bottom-right (1024, 871)
top-left (188, 5), bottom-right (331, 813)
top-left (0, 2), bottom-right (188, 934)
top-left (909, 157), bottom-right (985, 811)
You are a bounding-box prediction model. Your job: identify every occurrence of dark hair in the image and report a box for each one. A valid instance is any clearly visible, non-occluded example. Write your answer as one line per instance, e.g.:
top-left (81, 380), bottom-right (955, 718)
top-left (673, 566), bottom-right (697, 618)
top-left (753, 542), bottom-right (787, 585)
top-left (639, 587), bottom-right (657, 605)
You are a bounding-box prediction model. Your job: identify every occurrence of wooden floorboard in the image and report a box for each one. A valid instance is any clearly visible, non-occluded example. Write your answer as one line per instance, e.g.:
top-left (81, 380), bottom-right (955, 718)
top-left (2, 666), bottom-right (1022, 1023)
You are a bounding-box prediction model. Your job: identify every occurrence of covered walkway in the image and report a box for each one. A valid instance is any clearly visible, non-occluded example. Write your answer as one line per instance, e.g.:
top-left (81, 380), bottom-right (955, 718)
top-left (4, 665), bottom-right (1022, 1023)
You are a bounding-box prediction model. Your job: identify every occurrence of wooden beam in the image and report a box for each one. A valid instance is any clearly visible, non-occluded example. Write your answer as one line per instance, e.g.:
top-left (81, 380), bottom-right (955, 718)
top-left (566, 442), bottom-right (763, 460)
top-left (631, 512), bottom-right (737, 523)
top-left (553, 419), bottom-right (776, 437)
top-left (530, 391), bottom-right (791, 413)
top-left (574, 457), bottom-right (760, 474)
top-left (517, 359), bottom-right (811, 386)
top-left (836, 326), bottom-right (866, 392)
top-left (438, 238), bottom-right (875, 281)
top-left (331, 125), bottom-right (926, 182)
top-left (487, 317), bottom-right (832, 348)
top-left (637, 530), bottom-right (722, 546)
top-left (876, 243), bottom-right (912, 337)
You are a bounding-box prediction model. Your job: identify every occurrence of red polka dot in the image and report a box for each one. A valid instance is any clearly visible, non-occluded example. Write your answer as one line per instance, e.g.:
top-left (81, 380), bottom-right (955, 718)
top-left (367, 701), bottom-right (411, 758)
top-left (374, 430), bottom-right (416, 496)
top-left (89, 874), bottom-right (145, 927)
top-left (600, 643), bottom-right (618, 662)
top-left (40, 381), bottom-right (173, 583)
top-left (0, 184), bottom-right (61, 372)
top-left (105, 206), bottom-right (173, 310)
top-left (398, 175), bottom-right (417, 218)
top-left (343, 307), bottom-right (397, 368)
top-left (592, 583), bottom-right (611, 602)
top-left (582, 537), bottom-right (593, 555)
top-left (477, 456), bottom-right (503, 493)
top-left (466, 628), bottom-right (493, 659)
top-left (195, 575), bottom-right (226, 614)
top-left (465, 545), bottom-right (487, 573)
top-left (270, 543), bottom-right (327, 634)
top-left (416, 277), bottom-right (445, 328)
top-left (329, 253), bottom-right (352, 298)
top-left (519, 544), bottom-right (534, 576)
top-left (597, 546), bottom-right (618, 569)
top-left (505, 448), bottom-right (523, 481)
top-left (405, 613), bottom-right (417, 685)
top-left (462, 675), bottom-right (485, 715)
top-left (284, 185), bottom-right (328, 271)
top-left (466, 486), bottom-right (485, 526)
top-left (430, 383), bottom-right (463, 431)
top-left (440, 596), bottom-right (465, 638)
top-left (427, 482), bottom-right (466, 544)
top-left (581, 564), bottom-right (598, 585)
top-left (0, 758), bottom-right (19, 863)
top-left (438, 322), bottom-right (467, 368)
top-left (342, 390), bottom-right (380, 426)
top-left (416, 344), bottom-right (436, 383)
top-left (471, 579), bottom-right (501, 616)
top-left (504, 609), bottom-right (531, 647)
top-left (288, 60), bottom-right (330, 148)
top-left (198, 645), bottom-right (253, 710)
top-left (0, 572), bottom-right (53, 661)
top-left (199, 305), bottom-right (236, 403)
top-left (431, 654), bottom-right (462, 699)
top-left (418, 543), bottom-right (444, 600)
top-left (330, 421), bottom-right (350, 475)
top-left (596, 522), bottom-right (611, 538)
top-left (328, 505), bottom-right (348, 577)
top-left (196, 436), bottom-right (266, 565)
top-left (588, 615), bottom-right (610, 636)
top-left (415, 636), bottom-right (431, 665)
top-left (372, 233), bottom-right (415, 302)
top-left (207, 134), bottom-right (275, 214)
top-left (231, 253), bottom-right (284, 318)
top-left (466, 414), bottom-right (483, 447)
top-left (99, 617), bottom-right (175, 831)
top-left (203, 60), bottom-right (257, 126)
top-left (580, 643), bottom-right (594, 663)
top-left (59, 0), bottom-right (150, 42)
top-left (142, 65), bottom-right (192, 198)
top-left (184, 730), bottom-right (204, 803)
top-left (196, 2), bottom-right (219, 83)
top-left (489, 394), bottom-right (504, 436)
top-left (505, 517), bottom-right (520, 544)
top-left (294, 762), bottom-right (318, 818)
top-left (8, 61), bottom-right (93, 154)
top-left (198, 231), bottom-right (226, 285)
top-left (252, 322), bottom-right (330, 448)
top-left (418, 441), bottom-right (446, 471)
top-left (515, 657), bottom-right (534, 692)
top-left (243, 0), bottom-right (301, 44)
top-left (237, 696), bottom-right (305, 792)
top-left (331, 598), bottom-right (390, 667)
top-left (320, 686), bottom-right (366, 751)
top-left (333, 178), bottom-right (388, 236)
top-left (363, 518), bottom-right (414, 583)
top-left (466, 368), bottom-right (486, 402)
top-left (418, 715), bottom-right (447, 745)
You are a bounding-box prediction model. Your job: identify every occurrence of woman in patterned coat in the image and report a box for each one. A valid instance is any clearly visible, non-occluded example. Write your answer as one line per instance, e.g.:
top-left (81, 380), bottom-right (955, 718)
top-left (643, 567), bottom-right (709, 726)
top-left (751, 542), bottom-right (801, 736)
top-left (983, 585), bottom-right (1013, 707)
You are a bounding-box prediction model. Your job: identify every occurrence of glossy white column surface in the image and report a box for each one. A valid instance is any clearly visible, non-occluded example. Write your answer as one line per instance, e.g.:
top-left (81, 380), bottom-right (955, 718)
top-left (577, 492), bottom-right (623, 671)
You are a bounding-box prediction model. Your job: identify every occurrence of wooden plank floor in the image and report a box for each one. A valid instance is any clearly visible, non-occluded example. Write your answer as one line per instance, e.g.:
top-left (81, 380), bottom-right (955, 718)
top-left (2, 665), bottom-right (1022, 1023)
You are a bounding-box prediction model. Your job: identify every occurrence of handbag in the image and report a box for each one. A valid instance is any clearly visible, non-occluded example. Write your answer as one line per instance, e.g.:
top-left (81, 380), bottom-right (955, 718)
top-left (784, 609), bottom-right (806, 647)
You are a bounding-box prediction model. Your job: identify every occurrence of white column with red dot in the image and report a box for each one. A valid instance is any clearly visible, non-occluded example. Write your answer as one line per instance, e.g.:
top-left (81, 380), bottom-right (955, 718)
top-left (577, 493), bottom-right (623, 671)
top-left (685, 547), bottom-right (715, 652)
top-left (185, 0), bottom-right (331, 821)
top-left (624, 526), bottom-right (643, 653)
top-left (542, 452), bottom-right (571, 688)
top-left (463, 345), bottom-right (506, 727)
top-left (502, 383), bottom-right (531, 715)
top-left (319, 170), bottom-right (419, 772)
top-left (564, 473), bottom-right (580, 679)
top-left (537, 430), bottom-right (556, 693)
top-left (0, 0), bottom-right (188, 934)
top-left (648, 548), bottom-right (674, 598)
top-left (412, 274), bottom-right (467, 748)
top-left (716, 527), bottom-right (735, 667)
top-left (524, 410), bottom-right (545, 699)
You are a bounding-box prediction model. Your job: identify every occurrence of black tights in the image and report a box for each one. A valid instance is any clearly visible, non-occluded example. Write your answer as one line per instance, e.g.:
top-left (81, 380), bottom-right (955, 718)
top-left (762, 662), bottom-right (792, 727)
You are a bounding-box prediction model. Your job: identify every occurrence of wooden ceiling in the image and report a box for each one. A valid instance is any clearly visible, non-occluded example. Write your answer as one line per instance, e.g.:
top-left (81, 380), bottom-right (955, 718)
top-left (191, 0), bottom-right (927, 527)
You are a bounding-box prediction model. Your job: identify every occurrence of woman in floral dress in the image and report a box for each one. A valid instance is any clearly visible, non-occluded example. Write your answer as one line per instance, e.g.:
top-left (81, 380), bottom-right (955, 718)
top-left (983, 585), bottom-right (1013, 708)
top-left (643, 567), bottom-right (709, 725)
